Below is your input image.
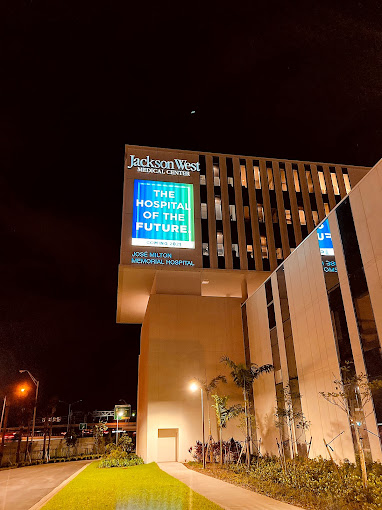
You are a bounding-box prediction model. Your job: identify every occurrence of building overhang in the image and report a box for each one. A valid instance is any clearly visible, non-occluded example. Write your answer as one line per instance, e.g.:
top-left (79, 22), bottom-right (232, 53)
top-left (116, 265), bottom-right (271, 324)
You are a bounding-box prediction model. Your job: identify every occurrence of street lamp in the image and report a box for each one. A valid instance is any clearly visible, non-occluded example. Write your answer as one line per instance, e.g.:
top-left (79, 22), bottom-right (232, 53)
top-left (190, 381), bottom-right (205, 468)
top-left (116, 410), bottom-right (123, 444)
top-left (19, 370), bottom-right (39, 454)
top-left (59, 400), bottom-right (82, 433)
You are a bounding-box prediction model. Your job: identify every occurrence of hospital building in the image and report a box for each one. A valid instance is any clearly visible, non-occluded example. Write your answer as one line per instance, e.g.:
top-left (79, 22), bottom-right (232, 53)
top-left (117, 145), bottom-right (382, 464)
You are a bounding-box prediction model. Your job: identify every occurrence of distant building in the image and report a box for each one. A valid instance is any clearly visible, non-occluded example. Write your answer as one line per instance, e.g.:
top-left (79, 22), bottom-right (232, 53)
top-left (117, 145), bottom-right (377, 463)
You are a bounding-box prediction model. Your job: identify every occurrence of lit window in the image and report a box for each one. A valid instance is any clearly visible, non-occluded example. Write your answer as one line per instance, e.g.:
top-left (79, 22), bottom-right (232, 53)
top-left (229, 205), bottom-right (236, 221)
top-left (285, 209), bottom-right (292, 224)
top-left (200, 174), bottom-right (206, 185)
top-left (343, 173), bottom-right (351, 194)
top-left (324, 203), bottom-right (330, 215)
top-left (280, 170), bottom-right (287, 191)
top-left (253, 165), bottom-right (261, 189)
top-left (331, 171), bottom-right (340, 195)
top-left (267, 167), bottom-right (274, 190)
top-left (240, 165), bottom-right (247, 187)
top-left (306, 170), bottom-right (314, 193)
top-left (213, 165), bottom-right (220, 186)
top-left (244, 205), bottom-right (250, 220)
top-left (202, 243), bottom-right (209, 256)
top-left (298, 207), bottom-right (306, 225)
top-left (260, 236), bottom-right (268, 258)
top-left (247, 245), bottom-right (254, 259)
top-left (201, 203), bottom-right (208, 219)
top-left (215, 197), bottom-right (222, 220)
top-left (276, 247), bottom-right (283, 260)
top-left (257, 205), bottom-right (264, 222)
top-left (217, 231), bottom-right (224, 257)
top-left (228, 177), bottom-right (234, 187)
top-left (312, 211), bottom-right (319, 226)
top-left (293, 169), bottom-right (300, 192)
top-left (318, 171), bottom-right (326, 193)
top-left (232, 244), bottom-right (239, 258)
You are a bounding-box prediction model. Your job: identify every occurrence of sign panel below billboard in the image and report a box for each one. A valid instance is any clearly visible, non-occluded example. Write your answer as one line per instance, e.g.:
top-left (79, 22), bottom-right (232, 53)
top-left (132, 179), bottom-right (195, 249)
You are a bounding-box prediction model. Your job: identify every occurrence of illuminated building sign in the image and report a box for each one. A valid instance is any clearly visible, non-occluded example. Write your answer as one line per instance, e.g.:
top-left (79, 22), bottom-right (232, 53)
top-left (317, 219), bottom-right (337, 281)
top-left (127, 155), bottom-right (200, 177)
top-left (317, 220), bottom-right (334, 256)
top-left (132, 179), bottom-right (195, 249)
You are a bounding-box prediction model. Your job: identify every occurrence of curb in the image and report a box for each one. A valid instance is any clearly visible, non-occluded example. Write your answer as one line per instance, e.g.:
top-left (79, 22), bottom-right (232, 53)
top-left (28, 462), bottom-right (91, 510)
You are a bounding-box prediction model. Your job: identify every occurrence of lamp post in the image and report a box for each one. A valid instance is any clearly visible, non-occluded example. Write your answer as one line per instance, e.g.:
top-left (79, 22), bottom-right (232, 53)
top-left (116, 410), bottom-right (123, 444)
top-left (190, 382), bottom-right (205, 468)
top-left (19, 370), bottom-right (39, 456)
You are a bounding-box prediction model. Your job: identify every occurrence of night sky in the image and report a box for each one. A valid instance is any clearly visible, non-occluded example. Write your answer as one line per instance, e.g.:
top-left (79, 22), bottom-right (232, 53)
top-left (1, 1), bottom-right (382, 418)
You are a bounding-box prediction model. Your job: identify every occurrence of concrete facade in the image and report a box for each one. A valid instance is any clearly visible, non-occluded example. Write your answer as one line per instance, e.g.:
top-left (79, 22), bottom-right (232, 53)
top-left (247, 159), bottom-right (382, 463)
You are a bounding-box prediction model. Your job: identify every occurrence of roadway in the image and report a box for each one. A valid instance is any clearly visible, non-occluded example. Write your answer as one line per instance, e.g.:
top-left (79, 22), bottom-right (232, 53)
top-left (0, 460), bottom-right (91, 510)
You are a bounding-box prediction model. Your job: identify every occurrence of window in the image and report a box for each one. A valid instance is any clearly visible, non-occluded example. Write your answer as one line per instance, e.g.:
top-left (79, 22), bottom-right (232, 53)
top-left (215, 197), bottom-right (222, 220)
top-left (271, 208), bottom-right (278, 223)
top-left (298, 207), bottom-right (306, 225)
top-left (228, 177), bottom-right (234, 187)
top-left (213, 165), bottom-right (220, 186)
top-left (217, 231), bottom-right (224, 257)
top-left (285, 209), bottom-right (292, 224)
top-left (343, 172), bottom-right (351, 194)
top-left (254, 165), bottom-right (261, 189)
top-left (232, 244), bottom-right (239, 258)
top-left (257, 205), bottom-right (264, 222)
top-left (201, 203), bottom-right (207, 219)
top-left (261, 236), bottom-right (268, 258)
top-left (267, 167), bottom-right (274, 190)
top-left (280, 169), bottom-right (287, 191)
top-left (306, 170), bottom-right (314, 193)
top-left (293, 169), bottom-right (300, 192)
top-left (229, 204), bottom-right (236, 221)
top-left (200, 174), bottom-right (206, 185)
top-left (247, 245), bottom-right (254, 258)
top-left (318, 171), bottom-right (327, 193)
top-left (331, 171), bottom-right (340, 195)
top-left (202, 243), bottom-right (209, 256)
top-left (244, 205), bottom-right (250, 220)
top-left (276, 247), bottom-right (283, 260)
top-left (240, 165), bottom-right (247, 187)
top-left (312, 211), bottom-right (319, 226)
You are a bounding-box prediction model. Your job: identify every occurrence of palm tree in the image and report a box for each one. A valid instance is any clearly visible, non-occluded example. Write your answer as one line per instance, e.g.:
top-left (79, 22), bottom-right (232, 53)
top-left (196, 375), bottom-right (227, 462)
top-left (212, 394), bottom-right (243, 464)
top-left (221, 356), bottom-right (273, 467)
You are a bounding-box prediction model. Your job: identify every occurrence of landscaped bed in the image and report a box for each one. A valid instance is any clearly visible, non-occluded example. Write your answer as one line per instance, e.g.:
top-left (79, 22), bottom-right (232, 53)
top-left (187, 458), bottom-right (382, 510)
top-left (42, 461), bottom-right (223, 510)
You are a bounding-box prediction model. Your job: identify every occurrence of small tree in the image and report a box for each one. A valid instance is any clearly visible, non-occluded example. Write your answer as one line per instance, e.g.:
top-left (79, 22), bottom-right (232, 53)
top-left (274, 384), bottom-right (310, 461)
top-left (211, 394), bottom-right (243, 464)
top-left (93, 422), bottom-right (108, 454)
top-left (196, 375), bottom-right (227, 461)
top-left (320, 364), bottom-right (382, 489)
top-left (221, 356), bottom-right (273, 467)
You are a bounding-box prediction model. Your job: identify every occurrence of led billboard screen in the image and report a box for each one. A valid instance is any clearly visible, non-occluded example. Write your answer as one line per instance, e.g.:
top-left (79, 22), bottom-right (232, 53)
top-left (132, 179), bottom-right (195, 249)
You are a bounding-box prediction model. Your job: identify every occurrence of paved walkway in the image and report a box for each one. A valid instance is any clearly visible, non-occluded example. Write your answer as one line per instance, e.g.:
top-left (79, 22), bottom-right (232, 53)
top-left (158, 462), bottom-right (303, 510)
top-left (0, 460), bottom-right (91, 510)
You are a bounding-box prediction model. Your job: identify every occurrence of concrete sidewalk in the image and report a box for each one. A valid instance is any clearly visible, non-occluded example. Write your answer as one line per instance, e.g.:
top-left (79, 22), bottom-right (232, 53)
top-left (158, 462), bottom-right (303, 510)
top-left (0, 460), bottom-right (91, 510)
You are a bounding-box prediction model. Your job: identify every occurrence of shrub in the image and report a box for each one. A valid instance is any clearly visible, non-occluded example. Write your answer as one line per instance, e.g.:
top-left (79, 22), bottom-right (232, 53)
top-left (98, 453), bottom-right (143, 468)
top-left (188, 456), bottom-right (382, 510)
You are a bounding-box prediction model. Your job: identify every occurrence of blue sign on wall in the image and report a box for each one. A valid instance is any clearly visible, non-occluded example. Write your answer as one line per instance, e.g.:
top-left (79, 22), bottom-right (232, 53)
top-left (132, 179), bottom-right (195, 249)
top-left (317, 219), bottom-right (334, 256)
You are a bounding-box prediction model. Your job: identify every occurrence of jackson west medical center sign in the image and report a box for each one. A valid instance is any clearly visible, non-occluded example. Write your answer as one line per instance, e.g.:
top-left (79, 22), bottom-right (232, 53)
top-left (132, 179), bottom-right (195, 249)
top-left (127, 154), bottom-right (200, 177)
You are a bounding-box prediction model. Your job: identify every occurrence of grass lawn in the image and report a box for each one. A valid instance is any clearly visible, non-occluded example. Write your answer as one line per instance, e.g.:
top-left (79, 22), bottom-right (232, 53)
top-left (43, 461), bottom-right (222, 510)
